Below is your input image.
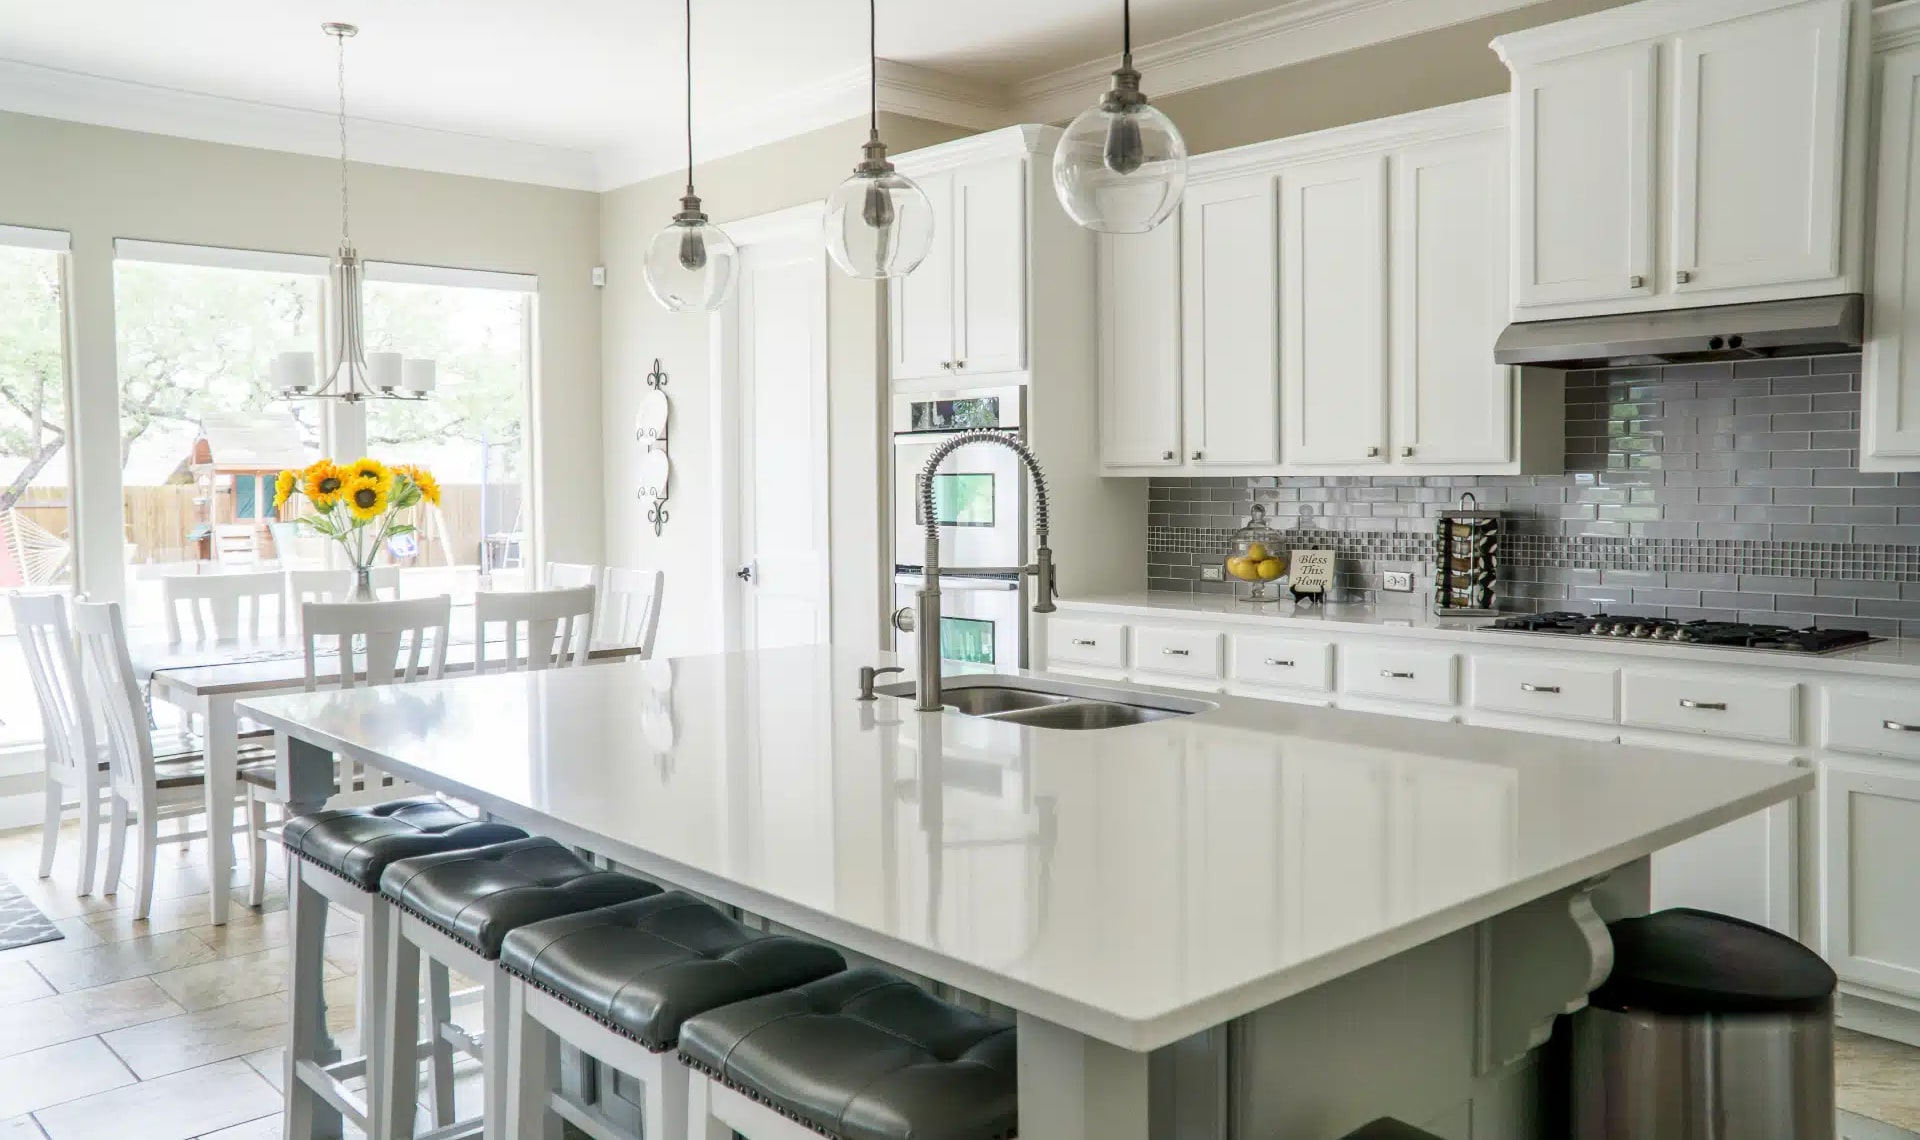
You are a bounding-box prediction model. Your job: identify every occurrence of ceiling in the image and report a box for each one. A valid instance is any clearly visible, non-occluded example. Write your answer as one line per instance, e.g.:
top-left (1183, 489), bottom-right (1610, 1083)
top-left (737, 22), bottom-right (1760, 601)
top-left (0, 0), bottom-right (1530, 188)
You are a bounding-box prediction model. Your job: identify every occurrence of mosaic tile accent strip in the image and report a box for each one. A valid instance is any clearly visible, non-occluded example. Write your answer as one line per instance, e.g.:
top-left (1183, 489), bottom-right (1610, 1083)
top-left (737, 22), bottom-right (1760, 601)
top-left (1146, 354), bottom-right (1920, 637)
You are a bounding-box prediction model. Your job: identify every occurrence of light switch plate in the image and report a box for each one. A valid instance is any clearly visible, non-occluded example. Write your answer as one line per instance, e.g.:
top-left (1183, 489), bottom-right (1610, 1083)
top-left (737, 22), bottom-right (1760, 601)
top-left (1383, 571), bottom-right (1414, 593)
top-left (1201, 566), bottom-right (1224, 582)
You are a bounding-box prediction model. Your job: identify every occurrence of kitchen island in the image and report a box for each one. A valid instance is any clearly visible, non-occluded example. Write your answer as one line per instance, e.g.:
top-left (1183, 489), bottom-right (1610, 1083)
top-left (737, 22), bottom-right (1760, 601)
top-left (238, 645), bottom-right (1810, 1140)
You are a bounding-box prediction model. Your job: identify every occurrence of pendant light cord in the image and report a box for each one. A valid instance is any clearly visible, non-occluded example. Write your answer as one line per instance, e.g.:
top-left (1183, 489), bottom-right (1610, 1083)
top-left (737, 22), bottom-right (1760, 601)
top-left (335, 29), bottom-right (350, 245)
top-left (1122, 0), bottom-right (1133, 69)
top-left (869, 0), bottom-right (879, 135)
top-left (684, 0), bottom-right (695, 196)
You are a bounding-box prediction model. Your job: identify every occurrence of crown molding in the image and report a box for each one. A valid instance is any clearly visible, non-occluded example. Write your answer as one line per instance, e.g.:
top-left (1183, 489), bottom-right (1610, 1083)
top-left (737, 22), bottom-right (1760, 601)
top-left (874, 60), bottom-right (1016, 131)
top-left (1876, 0), bottom-right (1920, 51)
top-left (1493, 0), bottom-right (1824, 65)
top-left (1017, 0), bottom-right (1557, 124)
top-left (892, 123), bottom-right (1063, 176)
top-left (1189, 93), bottom-right (1504, 182)
top-left (0, 57), bottom-right (601, 191)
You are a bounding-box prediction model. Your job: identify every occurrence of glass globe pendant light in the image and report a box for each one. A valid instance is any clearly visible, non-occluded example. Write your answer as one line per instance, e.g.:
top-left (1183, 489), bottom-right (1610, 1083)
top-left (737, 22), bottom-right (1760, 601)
top-left (643, 0), bottom-right (737, 312)
top-left (1052, 0), bottom-right (1189, 234)
top-left (823, 0), bottom-right (934, 279)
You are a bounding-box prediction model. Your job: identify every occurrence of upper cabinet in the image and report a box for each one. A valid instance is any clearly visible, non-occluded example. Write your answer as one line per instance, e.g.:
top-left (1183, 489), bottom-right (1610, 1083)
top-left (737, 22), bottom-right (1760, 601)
top-left (1495, 0), bottom-right (1868, 321)
top-left (1862, 3), bottom-right (1920, 469)
top-left (890, 156), bottom-right (1028, 383)
top-left (1097, 97), bottom-right (1561, 478)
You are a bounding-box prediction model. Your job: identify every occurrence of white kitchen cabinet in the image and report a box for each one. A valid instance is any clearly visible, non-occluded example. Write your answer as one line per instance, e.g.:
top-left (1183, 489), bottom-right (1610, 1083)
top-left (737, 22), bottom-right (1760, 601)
top-left (888, 159), bottom-right (1027, 383)
top-left (1495, 0), bottom-right (1864, 320)
top-left (1507, 43), bottom-right (1657, 309)
top-left (1180, 176), bottom-right (1280, 466)
top-left (1670, 1), bottom-right (1850, 293)
top-left (1281, 155), bottom-right (1389, 467)
top-left (1392, 133), bottom-right (1516, 466)
top-left (1863, 9), bottom-right (1920, 469)
top-left (1823, 757), bottom-right (1920, 1000)
top-left (1097, 220), bottom-right (1182, 468)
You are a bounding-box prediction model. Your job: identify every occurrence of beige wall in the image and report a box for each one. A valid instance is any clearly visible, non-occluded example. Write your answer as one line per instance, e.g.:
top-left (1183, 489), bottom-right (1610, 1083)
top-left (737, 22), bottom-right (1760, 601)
top-left (0, 109), bottom-right (603, 595)
top-left (600, 114), bottom-right (969, 658)
top-left (1158, 0), bottom-right (1638, 153)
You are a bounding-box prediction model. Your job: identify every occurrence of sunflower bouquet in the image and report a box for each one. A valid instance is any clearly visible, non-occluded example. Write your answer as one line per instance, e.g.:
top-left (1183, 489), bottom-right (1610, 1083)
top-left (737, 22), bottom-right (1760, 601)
top-left (274, 457), bottom-right (442, 595)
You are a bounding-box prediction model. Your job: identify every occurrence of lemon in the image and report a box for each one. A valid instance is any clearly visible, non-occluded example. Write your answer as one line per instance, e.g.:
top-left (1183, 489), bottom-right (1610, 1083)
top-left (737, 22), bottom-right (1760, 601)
top-left (1256, 558), bottom-right (1284, 580)
top-left (1245, 542), bottom-right (1269, 561)
top-left (1225, 556), bottom-right (1252, 580)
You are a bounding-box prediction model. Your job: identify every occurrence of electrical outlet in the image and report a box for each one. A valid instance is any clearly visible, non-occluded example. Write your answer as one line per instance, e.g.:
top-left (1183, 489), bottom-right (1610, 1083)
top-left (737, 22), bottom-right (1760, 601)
top-left (1383, 570), bottom-right (1414, 593)
top-left (1201, 565), bottom-right (1224, 582)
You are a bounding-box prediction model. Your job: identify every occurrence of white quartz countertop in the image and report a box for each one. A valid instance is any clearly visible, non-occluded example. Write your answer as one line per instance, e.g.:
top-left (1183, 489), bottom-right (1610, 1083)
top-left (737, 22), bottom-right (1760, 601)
top-left (1060, 591), bottom-right (1920, 680)
top-left (238, 645), bottom-right (1808, 1051)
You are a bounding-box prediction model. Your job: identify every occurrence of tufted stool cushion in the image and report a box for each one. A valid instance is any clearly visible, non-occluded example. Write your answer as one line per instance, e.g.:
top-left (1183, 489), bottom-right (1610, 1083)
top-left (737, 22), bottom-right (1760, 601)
top-left (678, 967), bottom-right (1017, 1140)
top-left (499, 892), bottom-right (847, 1052)
top-left (282, 798), bottom-right (527, 891)
top-left (379, 838), bottom-right (661, 959)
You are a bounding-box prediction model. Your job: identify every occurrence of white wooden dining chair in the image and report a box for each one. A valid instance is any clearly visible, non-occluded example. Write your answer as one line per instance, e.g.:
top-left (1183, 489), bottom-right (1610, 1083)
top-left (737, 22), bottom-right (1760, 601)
top-left (473, 586), bottom-right (596, 674)
top-left (286, 566), bottom-right (401, 608)
top-left (543, 560), bottom-right (600, 590)
top-left (600, 566), bottom-right (664, 656)
top-left (162, 569), bottom-right (287, 640)
top-left (12, 593), bottom-right (109, 894)
top-left (70, 599), bottom-right (273, 919)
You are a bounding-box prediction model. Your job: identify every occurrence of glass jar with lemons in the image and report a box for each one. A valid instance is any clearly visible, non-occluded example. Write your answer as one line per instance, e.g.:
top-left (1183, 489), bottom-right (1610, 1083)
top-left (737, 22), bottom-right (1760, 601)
top-left (1224, 502), bottom-right (1288, 602)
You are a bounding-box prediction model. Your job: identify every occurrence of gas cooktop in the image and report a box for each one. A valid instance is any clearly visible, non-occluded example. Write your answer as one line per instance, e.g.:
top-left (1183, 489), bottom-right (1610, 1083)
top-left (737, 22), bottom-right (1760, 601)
top-left (1487, 612), bottom-right (1882, 655)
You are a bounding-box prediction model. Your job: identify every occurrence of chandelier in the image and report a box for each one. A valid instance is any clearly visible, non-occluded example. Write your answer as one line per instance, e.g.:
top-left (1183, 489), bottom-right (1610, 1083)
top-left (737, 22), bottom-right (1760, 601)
top-left (277, 22), bottom-right (435, 402)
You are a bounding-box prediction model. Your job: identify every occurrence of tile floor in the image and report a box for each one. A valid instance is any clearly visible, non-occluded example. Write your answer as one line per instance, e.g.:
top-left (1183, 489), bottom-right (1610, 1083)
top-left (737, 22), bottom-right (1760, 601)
top-left (0, 821), bottom-right (1914, 1138)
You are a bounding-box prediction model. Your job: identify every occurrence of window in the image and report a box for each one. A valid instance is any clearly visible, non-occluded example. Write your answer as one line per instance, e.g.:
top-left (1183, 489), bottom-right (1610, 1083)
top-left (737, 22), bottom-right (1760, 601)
top-left (362, 266), bottom-right (534, 577)
top-left (112, 242), bottom-right (327, 625)
top-left (0, 226), bottom-right (72, 748)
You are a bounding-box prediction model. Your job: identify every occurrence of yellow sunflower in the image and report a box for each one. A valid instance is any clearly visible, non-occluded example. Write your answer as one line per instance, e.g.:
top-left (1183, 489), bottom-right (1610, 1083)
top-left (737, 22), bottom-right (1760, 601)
top-left (344, 475), bottom-right (390, 522)
top-left (397, 464), bottom-right (441, 507)
top-left (346, 457), bottom-right (393, 487)
top-left (302, 462), bottom-right (348, 509)
top-left (273, 470), bottom-right (297, 512)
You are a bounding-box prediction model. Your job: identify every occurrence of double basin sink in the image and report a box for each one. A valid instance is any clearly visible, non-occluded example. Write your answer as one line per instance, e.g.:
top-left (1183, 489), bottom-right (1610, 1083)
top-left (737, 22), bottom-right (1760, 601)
top-left (876, 675), bottom-right (1211, 730)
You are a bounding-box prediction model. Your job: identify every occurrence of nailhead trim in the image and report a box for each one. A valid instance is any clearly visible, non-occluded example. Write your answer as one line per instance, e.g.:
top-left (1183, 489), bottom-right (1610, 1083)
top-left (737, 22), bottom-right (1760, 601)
top-left (500, 961), bottom-right (675, 1053)
top-left (676, 1050), bottom-right (1018, 1140)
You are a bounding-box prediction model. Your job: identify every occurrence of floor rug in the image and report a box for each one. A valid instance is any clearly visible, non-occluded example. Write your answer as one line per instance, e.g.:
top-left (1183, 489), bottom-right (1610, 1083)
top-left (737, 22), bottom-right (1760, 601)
top-left (0, 872), bottom-right (62, 951)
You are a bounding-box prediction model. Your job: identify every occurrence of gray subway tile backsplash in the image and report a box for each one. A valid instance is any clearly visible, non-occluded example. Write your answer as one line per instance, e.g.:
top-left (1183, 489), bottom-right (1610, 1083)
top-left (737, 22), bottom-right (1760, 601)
top-left (1144, 355), bottom-right (1920, 627)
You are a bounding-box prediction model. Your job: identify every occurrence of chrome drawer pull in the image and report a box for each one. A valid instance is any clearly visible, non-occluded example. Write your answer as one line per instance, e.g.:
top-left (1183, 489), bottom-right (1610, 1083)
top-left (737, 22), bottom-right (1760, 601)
top-left (1679, 699), bottom-right (1727, 711)
top-left (1884, 720), bottom-right (1920, 733)
top-left (1265, 658), bottom-right (1295, 668)
top-left (1382, 670), bottom-right (1415, 680)
top-left (1071, 638), bottom-right (1098, 647)
top-left (1163, 648), bottom-right (1191, 657)
top-left (1521, 683), bottom-right (1561, 694)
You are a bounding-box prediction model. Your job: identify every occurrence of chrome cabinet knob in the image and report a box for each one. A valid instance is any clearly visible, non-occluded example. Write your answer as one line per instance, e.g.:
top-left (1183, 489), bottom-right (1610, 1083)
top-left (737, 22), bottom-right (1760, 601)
top-left (1676, 270), bottom-right (1693, 285)
top-left (954, 360), bottom-right (966, 369)
top-left (1162, 450), bottom-right (1176, 461)
top-left (1191, 450), bottom-right (1203, 460)
top-left (735, 564), bottom-right (754, 583)
top-left (1401, 446), bottom-right (1414, 458)
top-left (1366, 446), bottom-right (1380, 457)
top-left (1629, 274), bottom-right (1645, 289)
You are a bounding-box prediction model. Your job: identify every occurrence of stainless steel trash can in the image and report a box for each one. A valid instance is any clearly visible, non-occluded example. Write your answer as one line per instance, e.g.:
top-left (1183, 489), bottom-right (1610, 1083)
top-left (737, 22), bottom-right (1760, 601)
top-left (1571, 908), bottom-right (1838, 1140)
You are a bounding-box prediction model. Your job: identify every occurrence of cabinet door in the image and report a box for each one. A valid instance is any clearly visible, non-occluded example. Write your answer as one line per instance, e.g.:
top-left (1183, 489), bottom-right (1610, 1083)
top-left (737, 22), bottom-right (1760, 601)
top-left (1281, 155), bottom-right (1388, 466)
top-left (1670, 0), bottom-right (1849, 295)
top-left (951, 158), bottom-right (1027, 378)
top-left (1864, 48), bottom-right (1920, 464)
top-left (890, 171), bottom-right (955, 381)
top-left (1180, 177), bottom-right (1279, 466)
top-left (1098, 222), bottom-right (1182, 467)
top-left (1824, 759), bottom-right (1920, 997)
top-left (1392, 134), bottom-right (1513, 466)
top-left (1509, 44), bottom-right (1657, 309)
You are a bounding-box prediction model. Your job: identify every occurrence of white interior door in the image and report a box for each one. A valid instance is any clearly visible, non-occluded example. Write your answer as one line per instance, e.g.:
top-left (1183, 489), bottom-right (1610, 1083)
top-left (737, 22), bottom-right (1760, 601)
top-left (730, 215), bottom-right (831, 652)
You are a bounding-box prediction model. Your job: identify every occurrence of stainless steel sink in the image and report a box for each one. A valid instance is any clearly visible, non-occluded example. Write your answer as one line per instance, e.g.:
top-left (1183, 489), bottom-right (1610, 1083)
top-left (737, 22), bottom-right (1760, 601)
top-left (937, 687), bottom-right (1075, 716)
top-left (874, 674), bottom-right (1211, 730)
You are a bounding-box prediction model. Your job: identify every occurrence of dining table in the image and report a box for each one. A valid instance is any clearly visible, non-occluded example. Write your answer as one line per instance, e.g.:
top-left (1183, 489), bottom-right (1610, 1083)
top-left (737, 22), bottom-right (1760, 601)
top-left (131, 624), bottom-right (646, 925)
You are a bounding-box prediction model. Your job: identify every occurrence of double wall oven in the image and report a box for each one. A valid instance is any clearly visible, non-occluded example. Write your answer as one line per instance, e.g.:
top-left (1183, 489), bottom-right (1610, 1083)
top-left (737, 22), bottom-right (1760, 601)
top-left (892, 384), bottom-right (1029, 671)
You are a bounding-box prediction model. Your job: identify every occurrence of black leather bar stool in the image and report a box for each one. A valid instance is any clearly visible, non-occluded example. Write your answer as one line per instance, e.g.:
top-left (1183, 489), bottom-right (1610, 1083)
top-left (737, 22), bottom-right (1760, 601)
top-left (280, 799), bottom-right (526, 1140)
top-left (372, 837), bottom-right (661, 1140)
top-left (678, 967), bottom-right (1018, 1140)
top-left (499, 891), bottom-right (849, 1140)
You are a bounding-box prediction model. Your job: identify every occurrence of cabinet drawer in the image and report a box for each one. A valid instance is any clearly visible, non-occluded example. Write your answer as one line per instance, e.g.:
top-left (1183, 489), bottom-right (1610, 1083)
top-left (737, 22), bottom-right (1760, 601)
top-left (1132, 626), bottom-right (1224, 680)
top-left (1341, 644), bottom-right (1458, 706)
top-left (1228, 634), bottom-right (1334, 693)
top-left (1048, 618), bottom-right (1127, 670)
top-left (1824, 687), bottom-right (1920, 762)
top-left (1621, 670), bottom-right (1799, 744)
top-left (1472, 656), bottom-right (1618, 724)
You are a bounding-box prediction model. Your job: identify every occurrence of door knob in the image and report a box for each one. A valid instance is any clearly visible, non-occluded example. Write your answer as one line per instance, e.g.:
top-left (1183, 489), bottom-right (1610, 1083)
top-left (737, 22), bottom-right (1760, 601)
top-left (736, 565), bottom-right (754, 583)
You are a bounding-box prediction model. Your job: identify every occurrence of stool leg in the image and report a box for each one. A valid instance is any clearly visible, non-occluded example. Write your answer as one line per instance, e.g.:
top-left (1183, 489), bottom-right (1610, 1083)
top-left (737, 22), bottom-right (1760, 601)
top-left (371, 907), bottom-right (417, 1140)
top-left (686, 1072), bottom-right (732, 1140)
top-left (426, 960), bottom-right (457, 1128)
top-left (286, 863), bottom-right (346, 1140)
top-left (483, 965), bottom-right (512, 1140)
top-left (640, 1053), bottom-right (692, 1140)
top-left (505, 981), bottom-right (561, 1140)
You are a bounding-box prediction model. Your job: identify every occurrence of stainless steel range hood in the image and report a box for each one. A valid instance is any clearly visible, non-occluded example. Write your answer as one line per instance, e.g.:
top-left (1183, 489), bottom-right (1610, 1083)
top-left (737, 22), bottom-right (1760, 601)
top-left (1493, 294), bottom-right (1863, 369)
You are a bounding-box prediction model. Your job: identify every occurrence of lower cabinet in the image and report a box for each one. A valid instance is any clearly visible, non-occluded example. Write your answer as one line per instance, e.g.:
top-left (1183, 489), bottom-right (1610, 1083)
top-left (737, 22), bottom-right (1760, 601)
top-left (1822, 757), bottom-right (1920, 1000)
